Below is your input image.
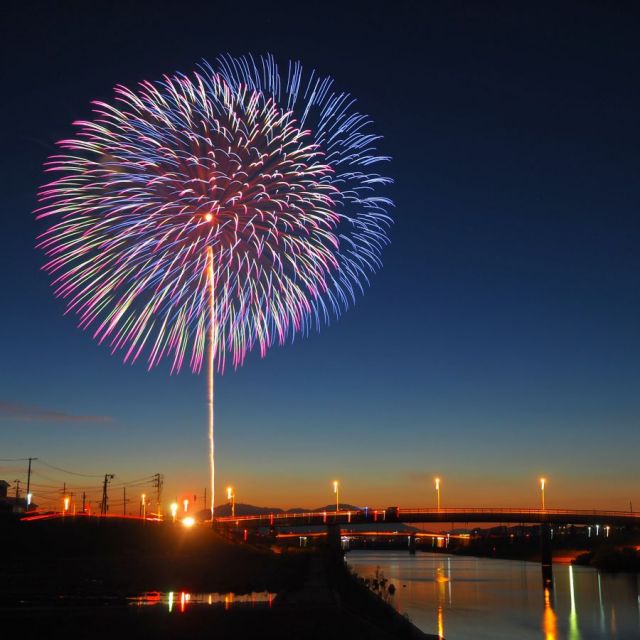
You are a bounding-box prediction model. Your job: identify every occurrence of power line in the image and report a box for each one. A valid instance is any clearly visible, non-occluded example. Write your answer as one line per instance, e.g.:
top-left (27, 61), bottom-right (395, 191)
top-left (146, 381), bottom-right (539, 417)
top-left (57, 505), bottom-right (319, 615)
top-left (38, 460), bottom-right (104, 478)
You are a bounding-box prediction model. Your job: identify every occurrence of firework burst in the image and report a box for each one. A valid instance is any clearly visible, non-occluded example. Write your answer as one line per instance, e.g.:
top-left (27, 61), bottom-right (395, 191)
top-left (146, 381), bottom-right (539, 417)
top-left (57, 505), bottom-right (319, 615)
top-left (36, 54), bottom-right (393, 513)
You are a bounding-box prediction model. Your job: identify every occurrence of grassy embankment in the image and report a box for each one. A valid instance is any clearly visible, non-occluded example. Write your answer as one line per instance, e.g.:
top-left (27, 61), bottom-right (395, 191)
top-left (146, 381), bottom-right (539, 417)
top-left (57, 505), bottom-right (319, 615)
top-left (0, 517), bottom-right (436, 639)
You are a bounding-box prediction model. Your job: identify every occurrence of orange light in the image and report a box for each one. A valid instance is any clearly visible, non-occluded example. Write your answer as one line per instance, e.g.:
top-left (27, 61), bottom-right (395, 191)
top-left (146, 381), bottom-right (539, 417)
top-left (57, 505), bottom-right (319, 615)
top-left (183, 499), bottom-right (189, 513)
top-left (205, 213), bottom-right (213, 222)
top-left (182, 516), bottom-right (195, 528)
top-left (543, 586), bottom-right (557, 639)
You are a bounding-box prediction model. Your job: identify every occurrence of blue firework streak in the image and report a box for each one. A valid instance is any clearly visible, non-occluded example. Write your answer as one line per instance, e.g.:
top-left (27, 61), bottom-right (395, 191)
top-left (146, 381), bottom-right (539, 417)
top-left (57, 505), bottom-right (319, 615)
top-left (36, 53), bottom-right (393, 373)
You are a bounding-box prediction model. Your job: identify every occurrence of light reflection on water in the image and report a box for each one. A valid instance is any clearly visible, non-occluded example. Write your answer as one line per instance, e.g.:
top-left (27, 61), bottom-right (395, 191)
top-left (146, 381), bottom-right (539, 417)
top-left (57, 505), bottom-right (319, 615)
top-left (128, 591), bottom-right (275, 612)
top-left (347, 551), bottom-right (640, 640)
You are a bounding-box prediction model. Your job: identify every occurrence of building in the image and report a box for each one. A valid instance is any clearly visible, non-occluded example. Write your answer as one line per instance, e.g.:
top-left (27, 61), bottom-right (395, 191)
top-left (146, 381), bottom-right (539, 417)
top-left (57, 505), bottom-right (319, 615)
top-left (0, 479), bottom-right (35, 514)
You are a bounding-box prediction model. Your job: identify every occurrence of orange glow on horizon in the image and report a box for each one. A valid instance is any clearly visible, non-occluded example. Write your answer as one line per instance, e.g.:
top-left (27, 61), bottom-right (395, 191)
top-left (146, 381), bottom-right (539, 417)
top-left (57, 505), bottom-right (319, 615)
top-left (72, 467), bottom-right (636, 515)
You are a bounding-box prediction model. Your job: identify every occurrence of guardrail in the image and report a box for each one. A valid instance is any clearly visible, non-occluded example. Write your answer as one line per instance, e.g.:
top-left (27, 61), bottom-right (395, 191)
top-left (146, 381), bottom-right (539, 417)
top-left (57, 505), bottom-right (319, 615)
top-left (215, 506), bottom-right (640, 525)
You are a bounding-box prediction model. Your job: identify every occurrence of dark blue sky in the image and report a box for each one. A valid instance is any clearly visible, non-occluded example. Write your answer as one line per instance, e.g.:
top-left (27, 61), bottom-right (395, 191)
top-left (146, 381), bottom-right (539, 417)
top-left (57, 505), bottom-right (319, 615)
top-left (1, 1), bottom-right (639, 510)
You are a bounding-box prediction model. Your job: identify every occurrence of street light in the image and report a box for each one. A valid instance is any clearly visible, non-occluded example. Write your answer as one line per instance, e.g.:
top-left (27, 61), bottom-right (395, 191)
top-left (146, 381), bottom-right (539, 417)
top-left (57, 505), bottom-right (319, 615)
top-left (333, 480), bottom-right (339, 512)
top-left (141, 493), bottom-right (146, 520)
top-left (63, 496), bottom-right (70, 513)
top-left (435, 478), bottom-right (441, 511)
top-left (227, 486), bottom-right (235, 518)
top-left (183, 498), bottom-right (189, 513)
top-left (27, 493), bottom-right (32, 508)
top-left (170, 502), bottom-right (178, 523)
top-left (540, 478), bottom-right (546, 511)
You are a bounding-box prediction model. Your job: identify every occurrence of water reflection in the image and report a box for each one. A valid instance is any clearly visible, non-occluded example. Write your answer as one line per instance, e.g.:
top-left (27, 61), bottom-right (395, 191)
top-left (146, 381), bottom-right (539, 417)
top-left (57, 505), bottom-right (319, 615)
top-left (542, 587), bottom-right (557, 640)
top-left (437, 604), bottom-right (444, 639)
top-left (568, 565), bottom-right (581, 640)
top-left (347, 551), bottom-right (640, 639)
top-left (130, 590), bottom-right (275, 612)
top-left (434, 561), bottom-right (448, 639)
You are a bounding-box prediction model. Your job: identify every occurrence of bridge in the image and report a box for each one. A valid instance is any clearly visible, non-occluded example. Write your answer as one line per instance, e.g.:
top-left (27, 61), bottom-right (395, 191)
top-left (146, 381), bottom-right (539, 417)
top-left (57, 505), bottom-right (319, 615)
top-left (215, 506), bottom-right (640, 529)
top-left (216, 506), bottom-right (640, 587)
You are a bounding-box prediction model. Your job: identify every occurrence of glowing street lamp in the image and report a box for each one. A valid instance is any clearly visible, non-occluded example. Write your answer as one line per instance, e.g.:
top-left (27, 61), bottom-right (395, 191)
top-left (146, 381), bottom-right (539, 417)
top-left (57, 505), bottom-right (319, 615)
top-left (435, 478), bottom-right (441, 511)
top-left (333, 481), bottom-right (339, 512)
top-left (540, 478), bottom-right (546, 511)
top-left (63, 496), bottom-right (70, 513)
top-left (183, 498), bottom-right (189, 513)
top-left (227, 486), bottom-right (235, 518)
top-left (141, 493), bottom-right (146, 520)
top-left (27, 493), bottom-right (33, 508)
top-left (170, 502), bottom-right (178, 523)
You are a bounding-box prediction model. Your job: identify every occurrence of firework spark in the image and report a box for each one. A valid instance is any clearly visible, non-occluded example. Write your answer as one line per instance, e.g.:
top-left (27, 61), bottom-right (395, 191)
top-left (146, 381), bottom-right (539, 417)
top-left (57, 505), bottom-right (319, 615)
top-left (36, 54), bottom-right (393, 513)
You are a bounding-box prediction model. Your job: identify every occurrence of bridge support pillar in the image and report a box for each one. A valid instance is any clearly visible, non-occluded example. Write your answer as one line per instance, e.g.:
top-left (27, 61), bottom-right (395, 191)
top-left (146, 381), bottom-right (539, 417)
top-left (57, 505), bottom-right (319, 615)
top-left (326, 522), bottom-right (342, 556)
top-left (540, 523), bottom-right (553, 588)
top-left (408, 534), bottom-right (416, 555)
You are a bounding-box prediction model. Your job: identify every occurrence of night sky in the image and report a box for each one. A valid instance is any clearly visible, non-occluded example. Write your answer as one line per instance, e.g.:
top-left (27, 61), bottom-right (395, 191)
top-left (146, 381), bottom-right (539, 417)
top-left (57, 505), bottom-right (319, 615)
top-left (2, 1), bottom-right (639, 511)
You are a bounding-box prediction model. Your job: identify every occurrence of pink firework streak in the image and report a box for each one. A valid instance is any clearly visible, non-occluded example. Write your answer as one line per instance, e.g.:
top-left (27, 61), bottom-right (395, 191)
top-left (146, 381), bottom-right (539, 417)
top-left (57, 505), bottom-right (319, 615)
top-left (36, 54), bottom-right (393, 515)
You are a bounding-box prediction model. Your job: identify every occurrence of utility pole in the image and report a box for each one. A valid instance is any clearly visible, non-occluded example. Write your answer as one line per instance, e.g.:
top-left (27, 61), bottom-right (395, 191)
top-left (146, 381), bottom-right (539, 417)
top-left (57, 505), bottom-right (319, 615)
top-left (152, 473), bottom-right (163, 515)
top-left (123, 487), bottom-right (128, 515)
top-left (59, 483), bottom-right (68, 515)
top-left (14, 479), bottom-right (21, 500)
top-left (100, 474), bottom-right (115, 516)
top-left (25, 457), bottom-right (37, 505)
top-left (82, 491), bottom-right (86, 513)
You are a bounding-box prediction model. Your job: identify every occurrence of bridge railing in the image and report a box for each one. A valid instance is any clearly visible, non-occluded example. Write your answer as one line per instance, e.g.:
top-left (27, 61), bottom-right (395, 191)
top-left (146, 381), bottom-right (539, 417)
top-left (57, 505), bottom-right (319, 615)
top-left (215, 506), bottom-right (639, 524)
top-left (396, 507), bottom-right (639, 518)
top-left (215, 509), bottom-right (352, 522)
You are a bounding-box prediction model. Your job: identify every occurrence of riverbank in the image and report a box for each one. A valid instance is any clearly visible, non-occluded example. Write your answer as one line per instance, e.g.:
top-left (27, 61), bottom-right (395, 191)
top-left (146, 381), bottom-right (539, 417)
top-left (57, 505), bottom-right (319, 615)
top-left (0, 517), bottom-right (436, 639)
top-left (441, 534), bottom-right (640, 570)
top-left (574, 545), bottom-right (640, 571)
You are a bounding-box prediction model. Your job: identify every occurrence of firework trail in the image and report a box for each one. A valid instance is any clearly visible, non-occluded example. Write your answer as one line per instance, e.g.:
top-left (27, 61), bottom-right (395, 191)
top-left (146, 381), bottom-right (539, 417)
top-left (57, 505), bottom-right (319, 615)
top-left (36, 54), bottom-right (393, 515)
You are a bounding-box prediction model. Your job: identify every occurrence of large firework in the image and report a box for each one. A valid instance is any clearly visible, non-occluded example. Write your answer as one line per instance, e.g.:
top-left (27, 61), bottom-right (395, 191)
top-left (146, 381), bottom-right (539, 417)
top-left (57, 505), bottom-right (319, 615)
top-left (36, 54), bottom-right (393, 514)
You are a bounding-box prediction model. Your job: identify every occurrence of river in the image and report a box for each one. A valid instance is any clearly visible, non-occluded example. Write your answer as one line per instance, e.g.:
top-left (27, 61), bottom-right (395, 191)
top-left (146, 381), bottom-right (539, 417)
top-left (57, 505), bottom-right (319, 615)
top-left (346, 551), bottom-right (640, 639)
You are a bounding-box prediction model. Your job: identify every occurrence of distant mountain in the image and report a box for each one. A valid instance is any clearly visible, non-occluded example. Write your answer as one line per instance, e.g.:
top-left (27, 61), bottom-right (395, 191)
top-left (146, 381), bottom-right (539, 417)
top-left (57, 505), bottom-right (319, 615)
top-left (312, 504), bottom-right (362, 513)
top-left (209, 502), bottom-right (362, 518)
top-left (212, 503), bottom-right (285, 517)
